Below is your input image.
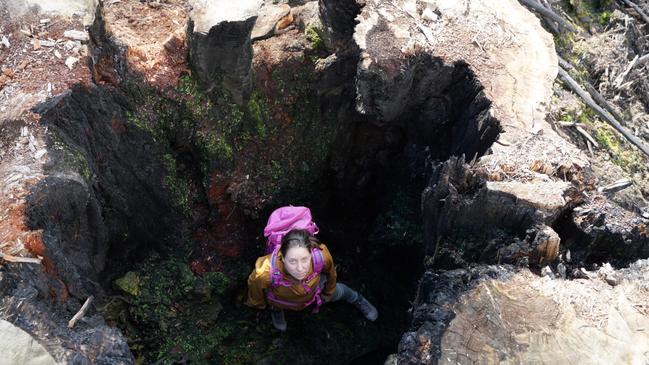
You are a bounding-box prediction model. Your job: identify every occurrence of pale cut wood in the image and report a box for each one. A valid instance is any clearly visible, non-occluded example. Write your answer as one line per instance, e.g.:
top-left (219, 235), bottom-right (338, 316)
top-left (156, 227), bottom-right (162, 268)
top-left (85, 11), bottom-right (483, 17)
top-left (68, 296), bottom-right (94, 328)
top-left (614, 54), bottom-right (639, 87)
top-left (0, 253), bottom-right (41, 264)
top-left (598, 178), bottom-right (633, 193)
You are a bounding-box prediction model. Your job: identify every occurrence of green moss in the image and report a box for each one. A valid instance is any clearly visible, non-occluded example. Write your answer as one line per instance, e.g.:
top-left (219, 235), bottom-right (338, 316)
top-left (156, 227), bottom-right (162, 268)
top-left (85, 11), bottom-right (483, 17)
top-left (270, 160), bottom-right (282, 181)
top-left (107, 255), bottom-right (252, 364)
top-left (247, 91), bottom-right (267, 138)
top-left (162, 153), bottom-right (191, 214)
top-left (562, 0), bottom-right (614, 28)
top-left (369, 190), bottom-right (424, 246)
top-left (593, 124), bottom-right (646, 172)
top-left (113, 259), bottom-right (197, 325)
top-left (555, 36), bottom-right (591, 82)
top-left (597, 11), bottom-right (612, 26)
top-left (48, 130), bottom-right (92, 180)
top-left (126, 111), bottom-right (149, 136)
top-left (552, 78), bottom-right (646, 173)
top-left (197, 132), bottom-right (234, 171)
top-left (305, 25), bottom-right (323, 51)
top-left (114, 271), bottom-right (140, 296)
top-left (176, 75), bottom-right (213, 120)
top-left (202, 271), bottom-right (231, 296)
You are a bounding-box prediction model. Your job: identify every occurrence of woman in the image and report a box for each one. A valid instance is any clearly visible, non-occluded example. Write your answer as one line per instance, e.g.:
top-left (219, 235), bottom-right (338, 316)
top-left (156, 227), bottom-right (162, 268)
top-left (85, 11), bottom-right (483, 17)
top-left (245, 229), bottom-right (378, 331)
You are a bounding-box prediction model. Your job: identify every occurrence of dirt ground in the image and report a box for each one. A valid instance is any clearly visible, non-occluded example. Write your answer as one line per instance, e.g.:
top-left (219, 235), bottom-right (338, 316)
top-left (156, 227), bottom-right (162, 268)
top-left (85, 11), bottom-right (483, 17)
top-left (0, 3), bottom-right (91, 95)
top-left (102, 0), bottom-right (188, 90)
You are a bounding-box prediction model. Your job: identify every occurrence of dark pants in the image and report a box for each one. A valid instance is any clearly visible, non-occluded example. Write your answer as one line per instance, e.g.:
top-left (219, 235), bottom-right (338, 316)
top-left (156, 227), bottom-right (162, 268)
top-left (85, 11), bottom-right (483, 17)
top-left (320, 276), bottom-right (359, 303)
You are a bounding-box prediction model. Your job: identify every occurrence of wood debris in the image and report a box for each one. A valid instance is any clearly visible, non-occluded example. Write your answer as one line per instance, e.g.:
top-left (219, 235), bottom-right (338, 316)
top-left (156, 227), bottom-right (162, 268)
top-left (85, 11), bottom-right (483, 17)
top-left (597, 178), bottom-right (633, 193)
top-left (0, 253), bottom-right (42, 264)
top-left (68, 296), bottom-right (94, 328)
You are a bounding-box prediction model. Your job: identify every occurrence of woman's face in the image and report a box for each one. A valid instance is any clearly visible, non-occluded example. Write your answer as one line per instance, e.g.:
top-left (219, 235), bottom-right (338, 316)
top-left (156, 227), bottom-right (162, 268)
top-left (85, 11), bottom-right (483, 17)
top-left (283, 246), bottom-right (312, 280)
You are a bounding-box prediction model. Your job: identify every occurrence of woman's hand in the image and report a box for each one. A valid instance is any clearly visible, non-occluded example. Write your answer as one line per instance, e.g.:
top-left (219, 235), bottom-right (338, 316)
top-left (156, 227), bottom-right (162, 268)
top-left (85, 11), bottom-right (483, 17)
top-left (321, 293), bottom-right (333, 303)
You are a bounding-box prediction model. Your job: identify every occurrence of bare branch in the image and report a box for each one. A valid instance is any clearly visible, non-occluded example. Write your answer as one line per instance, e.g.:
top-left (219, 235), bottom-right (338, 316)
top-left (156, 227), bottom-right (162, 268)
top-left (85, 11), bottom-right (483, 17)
top-left (558, 67), bottom-right (649, 158)
top-left (620, 0), bottom-right (649, 24)
top-left (0, 253), bottom-right (41, 264)
top-left (519, 0), bottom-right (578, 33)
top-left (597, 179), bottom-right (633, 193)
top-left (68, 296), bottom-right (94, 328)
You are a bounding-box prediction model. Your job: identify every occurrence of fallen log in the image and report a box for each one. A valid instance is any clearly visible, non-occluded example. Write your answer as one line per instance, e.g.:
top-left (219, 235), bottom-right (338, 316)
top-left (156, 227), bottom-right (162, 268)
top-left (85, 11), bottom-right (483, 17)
top-left (68, 296), bottom-right (94, 328)
top-left (0, 253), bottom-right (42, 264)
top-left (558, 56), bottom-right (627, 124)
top-left (617, 54), bottom-right (649, 85)
top-left (621, 0), bottom-right (649, 24)
top-left (557, 67), bottom-right (649, 158)
top-left (519, 0), bottom-right (578, 33)
top-left (614, 54), bottom-right (639, 87)
top-left (585, 84), bottom-right (624, 123)
top-left (538, 0), bottom-right (560, 33)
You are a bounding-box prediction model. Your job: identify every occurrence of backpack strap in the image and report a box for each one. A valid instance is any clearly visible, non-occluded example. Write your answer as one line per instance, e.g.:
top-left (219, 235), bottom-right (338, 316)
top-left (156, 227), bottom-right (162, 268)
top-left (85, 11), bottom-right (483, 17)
top-left (269, 247), bottom-right (293, 288)
top-left (266, 247), bottom-right (326, 313)
top-left (299, 247), bottom-right (324, 284)
top-left (309, 247), bottom-right (324, 313)
top-left (311, 247), bottom-right (324, 274)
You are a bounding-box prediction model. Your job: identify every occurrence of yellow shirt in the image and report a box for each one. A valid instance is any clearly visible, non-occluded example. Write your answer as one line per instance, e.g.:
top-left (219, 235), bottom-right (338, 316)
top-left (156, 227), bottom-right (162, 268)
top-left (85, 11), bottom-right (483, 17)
top-left (245, 243), bottom-right (337, 310)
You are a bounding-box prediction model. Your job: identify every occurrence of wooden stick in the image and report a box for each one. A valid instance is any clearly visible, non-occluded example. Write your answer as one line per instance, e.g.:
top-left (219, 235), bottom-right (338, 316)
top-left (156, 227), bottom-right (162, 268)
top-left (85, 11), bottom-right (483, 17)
top-left (519, 0), bottom-right (578, 33)
top-left (638, 54), bottom-right (649, 67)
top-left (557, 55), bottom-right (576, 71)
top-left (597, 178), bottom-right (632, 193)
top-left (614, 54), bottom-right (639, 87)
top-left (538, 0), bottom-right (560, 33)
top-left (558, 67), bottom-right (649, 157)
top-left (618, 53), bottom-right (649, 79)
top-left (0, 253), bottom-right (41, 264)
top-left (621, 0), bottom-right (649, 24)
top-left (584, 83), bottom-right (624, 123)
top-left (558, 121), bottom-right (583, 127)
top-left (68, 296), bottom-right (94, 328)
top-left (575, 125), bottom-right (599, 147)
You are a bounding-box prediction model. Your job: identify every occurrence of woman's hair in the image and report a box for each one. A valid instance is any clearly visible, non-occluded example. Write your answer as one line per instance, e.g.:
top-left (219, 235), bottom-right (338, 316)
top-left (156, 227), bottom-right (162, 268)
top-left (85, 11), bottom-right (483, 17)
top-left (279, 229), bottom-right (320, 258)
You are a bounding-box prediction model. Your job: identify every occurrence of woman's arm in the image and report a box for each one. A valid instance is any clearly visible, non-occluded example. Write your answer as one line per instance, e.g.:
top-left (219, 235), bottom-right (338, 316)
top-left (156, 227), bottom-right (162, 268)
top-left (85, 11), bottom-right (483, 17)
top-left (320, 244), bottom-right (337, 300)
top-left (244, 256), bottom-right (271, 309)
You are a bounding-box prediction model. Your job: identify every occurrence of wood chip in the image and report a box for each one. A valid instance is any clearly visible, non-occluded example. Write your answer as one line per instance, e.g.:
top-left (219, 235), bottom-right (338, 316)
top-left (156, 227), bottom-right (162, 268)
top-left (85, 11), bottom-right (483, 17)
top-left (597, 179), bottom-right (632, 193)
top-left (0, 253), bottom-right (42, 264)
top-left (39, 39), bottom-right (56, 47)
top-left (65, 57), bottom-right (79, 70)
top-left (68, 296), bottom-right (94, 328)
top-left (575, 125), bottom-right (599, 147)
top-left (0, 75), bottom-right (9, 88)
top-left (63, 30), bottom-right (89, 42)
top-left (34, 149), bottom-right (47, 159)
